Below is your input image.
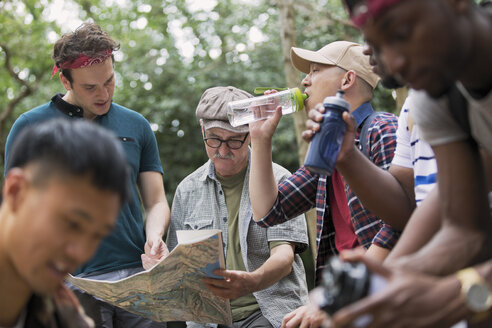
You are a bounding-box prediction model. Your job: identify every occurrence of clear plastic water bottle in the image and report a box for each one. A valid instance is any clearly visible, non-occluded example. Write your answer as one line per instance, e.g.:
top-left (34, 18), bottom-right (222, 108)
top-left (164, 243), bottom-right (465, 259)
top-left (304, 90), bottom-right (349, 176)
top-left (227, 88), bottom-right (307, 127)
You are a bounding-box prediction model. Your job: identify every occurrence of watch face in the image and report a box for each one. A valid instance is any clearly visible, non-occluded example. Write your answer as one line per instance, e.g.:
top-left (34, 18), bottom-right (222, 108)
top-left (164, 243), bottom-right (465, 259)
top-left (468, 284), bottom-right (491, 312)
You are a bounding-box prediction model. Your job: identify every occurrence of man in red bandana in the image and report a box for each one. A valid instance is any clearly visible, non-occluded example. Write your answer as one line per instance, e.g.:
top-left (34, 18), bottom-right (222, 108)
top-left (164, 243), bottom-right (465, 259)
top-left (5, 23), bottom-right (170, 328)
top-left (321, 1), bottom-right (492, 327)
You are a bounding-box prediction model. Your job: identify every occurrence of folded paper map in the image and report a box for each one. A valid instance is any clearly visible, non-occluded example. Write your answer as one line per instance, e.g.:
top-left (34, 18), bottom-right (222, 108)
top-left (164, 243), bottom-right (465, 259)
top-left (67, 229), bottom-right (232, 324)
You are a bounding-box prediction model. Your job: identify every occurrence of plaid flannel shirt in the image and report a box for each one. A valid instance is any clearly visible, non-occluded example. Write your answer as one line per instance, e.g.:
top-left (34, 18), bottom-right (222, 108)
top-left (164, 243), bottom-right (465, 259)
top-left (351, 103), bottom-right (401, 248)
top-left (257, 102), bottom-right (400, 285)
top-left (256, 165), bottom-right (333, 285)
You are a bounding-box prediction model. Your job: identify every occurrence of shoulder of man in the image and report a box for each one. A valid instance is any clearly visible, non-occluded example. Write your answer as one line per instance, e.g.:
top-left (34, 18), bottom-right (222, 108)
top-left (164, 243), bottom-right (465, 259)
top-left (359, 109), bottom-right (398, 135)
top-left (370, 111), bottom-right (398, 125)
top-left (5, 101), bottom-right (58, 168)
top-left (110, 102), bottom-right (149, 122)
top-left (366, 111), bottom-right (399, 138)
top-left (359, 110), bottom-right (398, 157)
top-left (13, 100), bottom-right (60, 124)
top-left (175, 161), bottom-right (211, 190)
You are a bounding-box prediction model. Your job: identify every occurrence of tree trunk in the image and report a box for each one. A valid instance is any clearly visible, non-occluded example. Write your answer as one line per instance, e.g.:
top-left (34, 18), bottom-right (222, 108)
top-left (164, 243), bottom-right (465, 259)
top-left (277, 0), bottom-right (316, 291)
top-left (277, 0), bottom-right (309, 165)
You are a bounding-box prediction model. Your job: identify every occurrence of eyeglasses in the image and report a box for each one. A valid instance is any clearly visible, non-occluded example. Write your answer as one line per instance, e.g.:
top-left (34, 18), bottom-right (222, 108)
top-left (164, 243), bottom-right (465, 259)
top-left (203, 132), bottom-right (249, 150)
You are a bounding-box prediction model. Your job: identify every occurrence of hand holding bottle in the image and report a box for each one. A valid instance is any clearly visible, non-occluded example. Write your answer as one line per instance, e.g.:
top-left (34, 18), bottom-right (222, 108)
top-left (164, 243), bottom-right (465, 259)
top-left (304, 90), bottom-right (351, 176)
top-left (249, 89), bottom-right (283, 142)
top-left (303, 100), bottom-right (358, 167)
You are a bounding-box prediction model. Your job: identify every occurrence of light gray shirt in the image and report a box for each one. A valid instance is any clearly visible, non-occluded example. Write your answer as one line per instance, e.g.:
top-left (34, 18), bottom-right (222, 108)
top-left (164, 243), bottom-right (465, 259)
top-left (411, 84), bottom-right (492, 154)
top-left (167, 158), bottom-right (309, 328)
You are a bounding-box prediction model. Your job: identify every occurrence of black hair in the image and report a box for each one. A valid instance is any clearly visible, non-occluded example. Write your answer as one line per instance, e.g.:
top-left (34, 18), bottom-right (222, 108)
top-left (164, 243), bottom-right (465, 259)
top-left (5, 118), bottom-right (130, 204)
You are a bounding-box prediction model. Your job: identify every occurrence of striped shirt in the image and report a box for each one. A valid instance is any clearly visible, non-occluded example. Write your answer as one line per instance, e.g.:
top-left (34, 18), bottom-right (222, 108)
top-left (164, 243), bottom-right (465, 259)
top-left (392, 91), bottom-right (437, 205)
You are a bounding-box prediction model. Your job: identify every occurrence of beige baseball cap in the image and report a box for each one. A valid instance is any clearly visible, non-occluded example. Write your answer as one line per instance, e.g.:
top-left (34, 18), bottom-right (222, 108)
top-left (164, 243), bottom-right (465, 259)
top-left (290, 41), bottom-right (379, 89)
top-left (196, 86), bottom-right (252, 133)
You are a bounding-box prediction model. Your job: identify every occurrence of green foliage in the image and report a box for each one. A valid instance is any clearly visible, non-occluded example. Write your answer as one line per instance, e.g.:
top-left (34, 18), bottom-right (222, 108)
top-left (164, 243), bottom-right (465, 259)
top-left (0, 0), bottom-right (61, 135)
top-left (0, 0), bottom-right (398, 202)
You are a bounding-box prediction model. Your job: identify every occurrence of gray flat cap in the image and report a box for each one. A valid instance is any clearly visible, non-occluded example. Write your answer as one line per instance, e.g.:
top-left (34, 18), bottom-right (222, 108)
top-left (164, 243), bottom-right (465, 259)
top-left (196, 86), bottom-right (252, 133)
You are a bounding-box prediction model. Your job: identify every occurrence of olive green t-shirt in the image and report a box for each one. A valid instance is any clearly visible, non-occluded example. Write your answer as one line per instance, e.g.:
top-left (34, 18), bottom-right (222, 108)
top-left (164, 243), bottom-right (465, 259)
top-left (217, 167), bottom-right (289, 321)
top-left (217, 167), bottom-right (259, 321)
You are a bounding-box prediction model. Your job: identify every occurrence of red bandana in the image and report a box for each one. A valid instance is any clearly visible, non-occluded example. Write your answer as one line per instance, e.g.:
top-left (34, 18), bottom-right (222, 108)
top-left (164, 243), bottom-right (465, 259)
top-left (51, 49), bottom-right (113, 78)
top-left (346, 0), bottom-right (405, 28)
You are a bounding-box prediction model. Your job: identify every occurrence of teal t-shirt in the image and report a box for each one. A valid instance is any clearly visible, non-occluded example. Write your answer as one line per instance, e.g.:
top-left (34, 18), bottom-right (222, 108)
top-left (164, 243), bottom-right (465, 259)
top-left (4, 94), bottom-right (164, 274)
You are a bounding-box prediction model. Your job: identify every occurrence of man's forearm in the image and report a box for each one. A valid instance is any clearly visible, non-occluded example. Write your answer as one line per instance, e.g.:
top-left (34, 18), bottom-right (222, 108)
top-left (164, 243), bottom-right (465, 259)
top-left (337, 145), bottom-right (415, 230)
top-left (145, 201), bottom-right (170, 241)
top-left (385, 187), bottom-right (441, 264)
top-left (393, 224), bottom-right (490, 275)
top-left (249, 244), bottom-right (294, 291)
top-left (249, 139), bottom-right (280, 221)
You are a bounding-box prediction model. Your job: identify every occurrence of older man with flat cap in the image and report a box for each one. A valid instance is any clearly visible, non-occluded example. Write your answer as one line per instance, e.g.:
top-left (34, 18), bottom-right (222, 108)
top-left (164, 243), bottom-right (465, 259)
top-left (166, 86), bottom-right (309, 328)
top-left (248, 40), bottom-right (399, 327)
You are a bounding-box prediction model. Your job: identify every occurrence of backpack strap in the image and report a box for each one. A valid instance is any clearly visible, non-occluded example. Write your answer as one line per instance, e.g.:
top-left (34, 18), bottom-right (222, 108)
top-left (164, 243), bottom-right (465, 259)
top-left (447, 84), bottom-right (470, 135)
top-left (359, 111), bottom-right (380, 158)
top-left (446, 84), bottom-right (476, 147)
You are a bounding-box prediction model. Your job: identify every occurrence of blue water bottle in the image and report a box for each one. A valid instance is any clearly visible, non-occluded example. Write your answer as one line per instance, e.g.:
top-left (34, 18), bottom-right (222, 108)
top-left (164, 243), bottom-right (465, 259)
top-left (304, 90), bottom-right (349, 176)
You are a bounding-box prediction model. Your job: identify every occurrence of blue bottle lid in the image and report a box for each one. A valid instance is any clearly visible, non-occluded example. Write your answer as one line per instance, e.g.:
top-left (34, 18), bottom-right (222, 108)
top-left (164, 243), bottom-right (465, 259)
top-left (323, 90), bottom-right (350, 111)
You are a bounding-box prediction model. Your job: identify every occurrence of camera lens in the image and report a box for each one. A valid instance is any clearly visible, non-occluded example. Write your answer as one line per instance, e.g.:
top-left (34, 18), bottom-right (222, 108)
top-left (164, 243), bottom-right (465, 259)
top-left (318, 256), bottom-right (371, 315)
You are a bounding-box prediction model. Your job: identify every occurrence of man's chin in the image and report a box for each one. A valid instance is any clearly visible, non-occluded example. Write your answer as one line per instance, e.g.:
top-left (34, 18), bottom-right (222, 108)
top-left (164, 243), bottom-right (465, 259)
top-left (380, 76), bottom-right (405, 90)
top-left (425, 84), bottom-right (454, 99)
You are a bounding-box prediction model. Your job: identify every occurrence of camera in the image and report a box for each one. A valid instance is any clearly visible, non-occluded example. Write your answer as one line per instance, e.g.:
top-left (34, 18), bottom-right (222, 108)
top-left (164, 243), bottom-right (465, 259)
top-left (311, 256), bottom-right (371, 315)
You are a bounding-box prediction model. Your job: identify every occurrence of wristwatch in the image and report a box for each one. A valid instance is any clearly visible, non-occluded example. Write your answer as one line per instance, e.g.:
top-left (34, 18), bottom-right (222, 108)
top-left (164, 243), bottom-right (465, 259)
top-left (456, 267), bottom-right (492, 313)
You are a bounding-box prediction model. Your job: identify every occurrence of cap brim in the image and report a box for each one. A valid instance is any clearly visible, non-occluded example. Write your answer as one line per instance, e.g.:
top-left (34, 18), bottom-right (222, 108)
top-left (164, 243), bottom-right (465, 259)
top-left (290, 47), bottom-right (337, 74)
top-left (202, 119), bottom-right (249, 134)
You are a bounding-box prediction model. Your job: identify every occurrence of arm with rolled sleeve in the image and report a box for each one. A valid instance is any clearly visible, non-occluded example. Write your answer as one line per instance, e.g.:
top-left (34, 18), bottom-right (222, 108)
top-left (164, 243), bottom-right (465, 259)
top-left (255, 166), bottom-right (317, 228)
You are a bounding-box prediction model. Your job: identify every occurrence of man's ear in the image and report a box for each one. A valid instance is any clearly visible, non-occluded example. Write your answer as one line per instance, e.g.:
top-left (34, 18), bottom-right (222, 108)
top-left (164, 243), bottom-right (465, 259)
top-left (340, 70), bottom-right (357, 91)
top-left (3, 168), bottom-right (28, 213)
top-left (59, 73), bottom-right (72, 91)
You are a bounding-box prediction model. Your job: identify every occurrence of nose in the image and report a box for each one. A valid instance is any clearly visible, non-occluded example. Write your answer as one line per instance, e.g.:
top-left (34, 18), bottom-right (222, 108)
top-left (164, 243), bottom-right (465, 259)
top-left (302, 74), bottom-right (311, 88)
top-left (97, 85), bottom-right (110, 99)
top-left (218, 142), bottom-right (231, 156)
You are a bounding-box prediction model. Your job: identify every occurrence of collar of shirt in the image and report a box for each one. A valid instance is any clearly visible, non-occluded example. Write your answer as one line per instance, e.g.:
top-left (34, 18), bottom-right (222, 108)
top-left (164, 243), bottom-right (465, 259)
top-left (51, 93), bottom-right (84, 118)
top-left (351, 101), bottom-right (374, 129)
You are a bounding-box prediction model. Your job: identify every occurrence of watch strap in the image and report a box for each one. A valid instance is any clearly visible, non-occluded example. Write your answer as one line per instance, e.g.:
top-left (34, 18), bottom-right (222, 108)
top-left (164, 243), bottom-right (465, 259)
top-left (456, 267), bottom-right (492, 313)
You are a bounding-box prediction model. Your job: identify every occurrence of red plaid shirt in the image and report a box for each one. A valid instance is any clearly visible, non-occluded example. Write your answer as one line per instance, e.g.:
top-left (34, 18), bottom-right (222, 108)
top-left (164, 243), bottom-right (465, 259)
top-left (257, 103), bottom-right (400, 285)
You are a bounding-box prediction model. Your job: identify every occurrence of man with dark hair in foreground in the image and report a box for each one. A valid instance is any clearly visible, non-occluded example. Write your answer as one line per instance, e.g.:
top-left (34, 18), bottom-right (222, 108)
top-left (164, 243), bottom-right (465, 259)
top-left (0, 119), bottom-right (129, 327)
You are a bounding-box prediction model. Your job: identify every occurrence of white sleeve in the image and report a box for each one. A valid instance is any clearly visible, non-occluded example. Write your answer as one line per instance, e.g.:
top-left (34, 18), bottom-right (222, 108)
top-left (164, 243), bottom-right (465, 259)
top-left (391, 95), bottom-right (413, 168)
top-left (411, 90), bottom-right (468, 146)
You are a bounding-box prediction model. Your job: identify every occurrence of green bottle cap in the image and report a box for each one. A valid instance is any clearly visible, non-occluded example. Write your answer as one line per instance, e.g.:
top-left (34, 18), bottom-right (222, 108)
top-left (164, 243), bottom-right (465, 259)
top-left (291, 87), bottom-right (307, 112)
